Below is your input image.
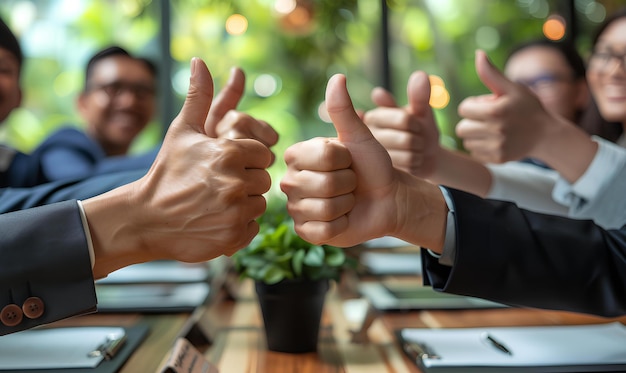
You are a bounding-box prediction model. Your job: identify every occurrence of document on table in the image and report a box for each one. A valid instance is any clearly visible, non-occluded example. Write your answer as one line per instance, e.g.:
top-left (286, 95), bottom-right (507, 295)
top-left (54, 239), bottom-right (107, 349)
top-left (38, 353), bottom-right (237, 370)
top-left (359, 282), bottom-right (504, 311)
top-left (398, 322), bottom-right (626, 372)
top-left (360, 252), bottom-right (422, 275)
top-left (0, 327), bottom-right (125, 370)
top-left (96, 260), bottom-right (210, 284)
top-left (95, 282), bottom-right (210, 313)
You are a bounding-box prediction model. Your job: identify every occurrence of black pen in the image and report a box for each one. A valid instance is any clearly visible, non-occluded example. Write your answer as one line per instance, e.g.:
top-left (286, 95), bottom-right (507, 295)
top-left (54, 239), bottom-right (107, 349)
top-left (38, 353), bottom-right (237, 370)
top-left (482, 332), bottom-right (513, 356)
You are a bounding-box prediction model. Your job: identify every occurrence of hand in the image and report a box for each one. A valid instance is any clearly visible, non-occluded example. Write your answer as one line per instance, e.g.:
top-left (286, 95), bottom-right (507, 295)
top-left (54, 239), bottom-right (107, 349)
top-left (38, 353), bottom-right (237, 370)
top-left (84, 58), bottom-right (273, 278)
top-left (280, 74), bottom-right (447, 250)
top-left (456, 50), bottom-right (554, 163)
top-left (364, 71), bottom-right (441, 178)
top-left (205, 67), bottom-right (279, 164)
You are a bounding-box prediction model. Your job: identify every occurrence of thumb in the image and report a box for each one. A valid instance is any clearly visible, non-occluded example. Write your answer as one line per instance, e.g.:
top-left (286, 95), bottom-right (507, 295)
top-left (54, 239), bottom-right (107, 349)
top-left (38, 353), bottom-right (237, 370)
top-left (205, 67), bottom-right (245, 137)
top-left (406, 71), bottom-right (432, 116)
top-left (176, 58), bottom-right (214, 134)
top-left (475, 50), bottom-right (515, 97)
top-left (371, 86), bottom-right (397, 107)
top-left (326, 74), bottom-right (375, 144)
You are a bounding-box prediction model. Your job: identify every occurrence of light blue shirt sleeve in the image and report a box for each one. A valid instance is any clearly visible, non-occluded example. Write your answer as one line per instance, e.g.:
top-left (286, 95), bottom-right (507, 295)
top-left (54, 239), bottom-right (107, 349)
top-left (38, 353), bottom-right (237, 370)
top-left (553, 136), bottom-right (626, 229)
top-left (427, 186), bottom-right (456, 266)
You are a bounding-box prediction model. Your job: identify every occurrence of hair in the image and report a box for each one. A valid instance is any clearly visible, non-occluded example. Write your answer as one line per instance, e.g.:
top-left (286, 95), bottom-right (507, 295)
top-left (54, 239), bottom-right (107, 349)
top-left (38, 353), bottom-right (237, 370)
top-left (591, 7), bottom-right (626, 50)
top-left (0, 16), bottom-right (23, 72)
top-left (505, 39), bottom-right (586, 80)
top-left (83, 46), bottom-right (157, 90)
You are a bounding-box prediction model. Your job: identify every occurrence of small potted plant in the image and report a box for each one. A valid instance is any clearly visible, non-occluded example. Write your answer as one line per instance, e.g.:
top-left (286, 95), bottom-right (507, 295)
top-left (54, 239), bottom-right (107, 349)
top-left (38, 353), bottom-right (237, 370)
top-left (232, 202), bottom-right (355, 353)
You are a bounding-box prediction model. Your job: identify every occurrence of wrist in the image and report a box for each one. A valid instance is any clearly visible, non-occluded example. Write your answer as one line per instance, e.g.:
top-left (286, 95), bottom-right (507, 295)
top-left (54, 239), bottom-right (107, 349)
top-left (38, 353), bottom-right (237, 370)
top-left (393, 172), bottom-right (447, 252)
top-left (81, 183), bottom-right (149, 278)
top-left (531, 115), bottom-right (598, 182)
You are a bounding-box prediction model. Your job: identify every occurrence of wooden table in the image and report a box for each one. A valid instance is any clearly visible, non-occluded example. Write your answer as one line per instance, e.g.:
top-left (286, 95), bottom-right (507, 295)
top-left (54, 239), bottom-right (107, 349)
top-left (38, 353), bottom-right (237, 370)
top-left (53, 274), bottom-right (626, 373)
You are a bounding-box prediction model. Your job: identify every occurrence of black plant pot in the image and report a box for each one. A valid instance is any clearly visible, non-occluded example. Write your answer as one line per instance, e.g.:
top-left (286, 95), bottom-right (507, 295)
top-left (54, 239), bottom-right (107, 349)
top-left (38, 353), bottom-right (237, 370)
top-left (255, 278), bottom-right (329, 353)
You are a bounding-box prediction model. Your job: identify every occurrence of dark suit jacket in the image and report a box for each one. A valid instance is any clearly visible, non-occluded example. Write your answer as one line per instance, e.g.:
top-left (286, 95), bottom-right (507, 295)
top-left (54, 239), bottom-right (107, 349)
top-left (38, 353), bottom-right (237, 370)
top-left (0, 169), bottom-right (146, 214)
top-left (422, 188), bottom-right (626, 317)
top-left (0, 201), bottom-right (96, 335)
top-left (31, 128), bottom-right (157, 185)
top-left (0, 128), bottom-right (157, 188)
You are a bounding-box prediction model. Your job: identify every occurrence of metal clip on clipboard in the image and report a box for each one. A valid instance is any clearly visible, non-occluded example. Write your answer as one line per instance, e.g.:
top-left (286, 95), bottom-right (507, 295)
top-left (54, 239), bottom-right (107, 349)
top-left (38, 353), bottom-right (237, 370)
top-left (88, 332), bottom-right (128, 360)
top-left (403, 340), bottom-right (441, 361)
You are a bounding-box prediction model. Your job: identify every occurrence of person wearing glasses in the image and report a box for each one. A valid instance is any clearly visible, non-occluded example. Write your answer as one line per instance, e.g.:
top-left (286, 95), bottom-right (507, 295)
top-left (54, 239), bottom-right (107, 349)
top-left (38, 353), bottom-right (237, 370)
top-left (27, 46), bottom-right (160, 185)
top-left (364, 9), bottom-right (626, 229)
top-left (453, 7), bottom-right (626, 229)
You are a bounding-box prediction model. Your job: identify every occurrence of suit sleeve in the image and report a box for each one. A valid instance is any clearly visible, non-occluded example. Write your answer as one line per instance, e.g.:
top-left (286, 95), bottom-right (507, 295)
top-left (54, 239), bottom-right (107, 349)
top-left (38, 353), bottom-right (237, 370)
top-left (422, 188), bottom-right (626, 317)
top-left (0, 200), bottom-right (97, 335)
top-left (0, 169), bottom-right (146, 214)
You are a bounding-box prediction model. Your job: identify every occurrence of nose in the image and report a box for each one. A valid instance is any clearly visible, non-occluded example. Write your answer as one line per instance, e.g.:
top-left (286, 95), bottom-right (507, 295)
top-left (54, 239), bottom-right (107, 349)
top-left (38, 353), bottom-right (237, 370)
top-left (113, 88), bottom-right (141, 107)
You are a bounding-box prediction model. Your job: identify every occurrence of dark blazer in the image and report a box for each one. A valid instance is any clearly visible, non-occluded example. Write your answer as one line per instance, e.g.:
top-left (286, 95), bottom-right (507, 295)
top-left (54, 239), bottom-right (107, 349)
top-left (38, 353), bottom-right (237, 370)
top-left (0, 169), bottom-right (146, 214)
top-left (31, 127), bottom-right (157, 185)
top-left (422, 187), bottom-right (626, 317)
top-left (0, 201), bottom-right (96, 335)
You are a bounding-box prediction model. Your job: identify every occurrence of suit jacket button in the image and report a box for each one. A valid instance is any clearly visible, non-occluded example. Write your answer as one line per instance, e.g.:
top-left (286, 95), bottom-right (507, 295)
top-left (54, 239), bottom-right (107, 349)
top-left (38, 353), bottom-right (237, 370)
top-left (22, 297), bottom-right (45, 319)
top-left (1, 304), bottom-right (23, 326)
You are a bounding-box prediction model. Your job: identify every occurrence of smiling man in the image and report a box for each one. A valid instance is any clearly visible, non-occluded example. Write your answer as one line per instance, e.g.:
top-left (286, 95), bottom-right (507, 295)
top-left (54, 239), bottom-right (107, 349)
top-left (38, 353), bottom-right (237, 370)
top-left (30, 46), bottom-right (159, 184)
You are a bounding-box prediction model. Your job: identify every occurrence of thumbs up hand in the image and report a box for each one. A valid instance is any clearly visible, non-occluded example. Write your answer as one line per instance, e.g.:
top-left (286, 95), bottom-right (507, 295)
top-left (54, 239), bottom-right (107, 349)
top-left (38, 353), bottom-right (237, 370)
top-left (85, 58), bottom-right (273, 277)
top-left (280, 74), bottom-right (447, 250)
top-left (364, 71), bottom-right (441, 178)
top-left (456, 50), bottom-right (554, 164)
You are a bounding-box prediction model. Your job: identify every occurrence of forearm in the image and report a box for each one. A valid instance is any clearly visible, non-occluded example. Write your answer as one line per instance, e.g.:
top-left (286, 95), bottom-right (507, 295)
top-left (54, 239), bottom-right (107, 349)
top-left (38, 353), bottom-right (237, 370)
top-left (531, 116), bottom-right (598, 183)
top-left (428, 147), bottom-right (493, 197)
top-left (393, 171), bottom-right (448, 252)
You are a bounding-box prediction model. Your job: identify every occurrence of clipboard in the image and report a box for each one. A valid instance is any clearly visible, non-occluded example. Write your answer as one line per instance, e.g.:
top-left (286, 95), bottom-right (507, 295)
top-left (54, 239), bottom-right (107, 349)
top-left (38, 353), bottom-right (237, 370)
top-left (397, 322), bottom-right (626, 372)
top-left (0, 324), bottom-right (149, 373)
top-left (359, 282), bottom-right (505, 311)
top-left (95, 282), bottom-right (211, 313)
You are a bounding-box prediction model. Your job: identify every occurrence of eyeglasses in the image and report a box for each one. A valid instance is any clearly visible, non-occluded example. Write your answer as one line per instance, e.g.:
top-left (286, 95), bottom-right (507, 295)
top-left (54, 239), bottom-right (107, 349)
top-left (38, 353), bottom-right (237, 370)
top-left (515, 73), bottom-right (574, 92)
top-left (86, 81), bottom-right (156, 100)
top-left (589, 49), bottom-right (626, 71)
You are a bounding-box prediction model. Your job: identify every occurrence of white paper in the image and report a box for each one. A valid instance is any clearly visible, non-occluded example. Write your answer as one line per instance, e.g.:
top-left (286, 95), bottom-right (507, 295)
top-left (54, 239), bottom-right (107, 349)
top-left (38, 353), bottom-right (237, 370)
top-left (0, 326), bottom-right (125, 369)
top-left (401, 322), bottom-right (626, 369)
top-left (96, 260), bottom-right (210, 284)
top-left (360, 252), bottom-right (422, 275)
top-left (95, 282), bottom-right (210, 311)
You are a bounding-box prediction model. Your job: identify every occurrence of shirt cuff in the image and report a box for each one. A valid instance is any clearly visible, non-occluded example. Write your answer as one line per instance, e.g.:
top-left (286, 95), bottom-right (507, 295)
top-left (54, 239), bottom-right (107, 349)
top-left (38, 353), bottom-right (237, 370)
top-left (76, 200), bottom-right (95, 268)
top-left (553, 137), bottom-right (624, 205)
top-left (426, 186), bottom-right (456, 267)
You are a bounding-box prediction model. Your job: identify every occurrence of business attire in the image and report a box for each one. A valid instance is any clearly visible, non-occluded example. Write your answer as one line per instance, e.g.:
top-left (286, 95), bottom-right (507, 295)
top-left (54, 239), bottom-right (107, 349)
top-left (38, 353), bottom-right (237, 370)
top-left (0, 200), bottom-right (96, 335)
top-left (486, 136), bottom-right (626, 229)
top-left (31, 127), bottom-right (157, 185)
top-left (0, 169), bottom-right (146, 214)
top-left (0, 145), bottom-right (40, 188)
top-left (422, 187), bottom-right (626, 318)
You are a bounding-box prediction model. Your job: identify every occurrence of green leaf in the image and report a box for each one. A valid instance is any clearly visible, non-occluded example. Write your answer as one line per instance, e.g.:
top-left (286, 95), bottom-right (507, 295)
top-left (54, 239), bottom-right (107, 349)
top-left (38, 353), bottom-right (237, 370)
top-left (263, 265), bottom-right (286, 284)
top-left (303, 245), bottom-right (324, 267)
top-left (324, 246), bottom-right (345, 267)
top-left (292, 249), bottom-right (305, 276)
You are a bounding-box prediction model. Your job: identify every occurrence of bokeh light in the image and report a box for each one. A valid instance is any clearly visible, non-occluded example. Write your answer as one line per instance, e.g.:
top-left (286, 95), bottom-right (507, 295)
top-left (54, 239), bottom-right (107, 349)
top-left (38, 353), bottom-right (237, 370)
top-left (429, 75), bottom-right (450, 109)
top-left (226, 14), bottom-right (248, 36)
top-left (543, 15), bottom-right (566, 40)
top-left (318, 101), bottom-right (331, 123)
top-left (254, 74), bottom-right (281, 97)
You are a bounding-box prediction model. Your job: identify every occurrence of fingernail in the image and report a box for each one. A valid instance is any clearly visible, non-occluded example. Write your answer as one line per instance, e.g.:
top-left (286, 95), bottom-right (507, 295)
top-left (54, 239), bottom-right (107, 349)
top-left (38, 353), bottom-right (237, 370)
top-left (228, 66), bottom-right (238, 85)
top-left (190, 57), bottom-right (198, 77)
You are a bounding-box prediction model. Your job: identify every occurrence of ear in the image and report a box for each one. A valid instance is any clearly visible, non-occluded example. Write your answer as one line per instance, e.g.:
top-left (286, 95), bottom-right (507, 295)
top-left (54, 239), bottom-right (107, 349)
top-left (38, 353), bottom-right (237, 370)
top-left (76, 92), bottom-right (89, 116)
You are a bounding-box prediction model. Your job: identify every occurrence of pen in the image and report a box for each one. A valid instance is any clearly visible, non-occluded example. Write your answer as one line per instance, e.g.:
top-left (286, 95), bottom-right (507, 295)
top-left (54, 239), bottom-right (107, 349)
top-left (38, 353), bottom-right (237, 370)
top-left (482, 332), bottom-right (513, 356)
